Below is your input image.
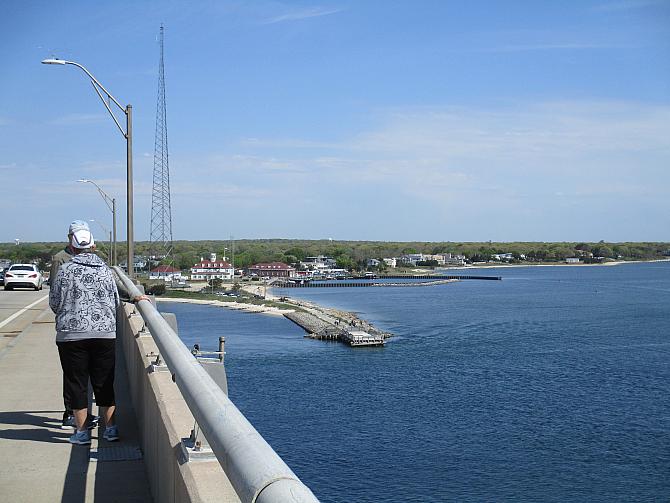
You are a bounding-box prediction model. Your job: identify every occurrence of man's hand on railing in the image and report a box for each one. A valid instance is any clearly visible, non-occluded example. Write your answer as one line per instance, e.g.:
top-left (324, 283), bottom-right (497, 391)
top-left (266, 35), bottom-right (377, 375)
top-left (131, 294), bottom-right (151, 303)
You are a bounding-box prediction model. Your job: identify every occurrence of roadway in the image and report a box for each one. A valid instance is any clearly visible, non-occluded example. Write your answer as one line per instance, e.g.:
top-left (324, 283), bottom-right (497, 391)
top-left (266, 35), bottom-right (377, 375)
top-left (0, 287), bottom-right (152, 502)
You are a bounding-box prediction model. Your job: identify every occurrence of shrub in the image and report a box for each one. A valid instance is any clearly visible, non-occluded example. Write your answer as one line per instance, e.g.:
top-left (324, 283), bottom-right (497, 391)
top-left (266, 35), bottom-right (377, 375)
top-left (142, 283), bottom-right (166, 296)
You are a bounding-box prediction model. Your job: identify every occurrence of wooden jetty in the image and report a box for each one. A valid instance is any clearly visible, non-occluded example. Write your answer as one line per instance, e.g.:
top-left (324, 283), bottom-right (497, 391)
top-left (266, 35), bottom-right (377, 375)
top-left (275, 274), bottom-right (501, 288)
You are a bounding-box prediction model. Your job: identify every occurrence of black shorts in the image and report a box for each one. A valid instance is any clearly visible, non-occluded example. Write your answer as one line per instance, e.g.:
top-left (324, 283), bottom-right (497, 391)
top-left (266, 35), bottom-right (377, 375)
top-left (57, 339), bottom-right (116, 410)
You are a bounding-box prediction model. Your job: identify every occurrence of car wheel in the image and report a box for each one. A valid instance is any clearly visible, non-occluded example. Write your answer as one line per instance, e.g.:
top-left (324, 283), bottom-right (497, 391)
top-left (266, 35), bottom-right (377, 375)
top-left (4, 286), bottom-right (11, 291)
top-left (34, 285), bottom-right (39, 291)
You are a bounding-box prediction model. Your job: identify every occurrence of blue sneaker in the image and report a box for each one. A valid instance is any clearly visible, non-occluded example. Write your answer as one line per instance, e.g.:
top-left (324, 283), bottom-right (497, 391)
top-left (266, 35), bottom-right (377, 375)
top-left (69, 429), bottom-right (91, 445)
top-left (86, 414), bottom-right (100, 430)
top-left (103, 425), bottom-right (119, 442)
top-left (61, 414), bottom-right (76, 429)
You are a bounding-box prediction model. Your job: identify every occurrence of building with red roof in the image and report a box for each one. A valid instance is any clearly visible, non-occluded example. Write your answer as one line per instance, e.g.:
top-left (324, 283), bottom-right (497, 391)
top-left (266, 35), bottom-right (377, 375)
top-left (191, 253), bottom-right (234, 281)
top-left (247, 262), bottom-right (295, 278)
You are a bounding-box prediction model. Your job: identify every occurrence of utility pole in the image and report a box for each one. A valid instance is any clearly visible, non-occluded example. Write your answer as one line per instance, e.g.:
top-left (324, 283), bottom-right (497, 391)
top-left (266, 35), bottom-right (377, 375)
top-left (231, 235), bottom-right (235, 278)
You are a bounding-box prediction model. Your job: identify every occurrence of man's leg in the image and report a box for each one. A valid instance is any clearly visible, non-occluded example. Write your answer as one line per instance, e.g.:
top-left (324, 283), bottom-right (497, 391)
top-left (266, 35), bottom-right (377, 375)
top-left (73, 408), bottom-right (88, 430)
top-left (89, 339), bottom-right (118, 440)
top-left (99, 405), bottom-right (116, 428)
top-left (57, 340), bottom-right (92, 444)
top-left (61, 357), bottom-right (75, 428)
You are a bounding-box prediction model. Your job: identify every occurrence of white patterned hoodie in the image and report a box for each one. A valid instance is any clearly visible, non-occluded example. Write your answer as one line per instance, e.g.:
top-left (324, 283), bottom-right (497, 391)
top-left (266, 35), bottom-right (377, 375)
top-left (49, 252), bottom-right (120, 342)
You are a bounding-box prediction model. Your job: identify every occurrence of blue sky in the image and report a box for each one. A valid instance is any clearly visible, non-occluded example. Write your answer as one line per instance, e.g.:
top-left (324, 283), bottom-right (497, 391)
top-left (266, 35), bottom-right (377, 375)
top-left (1, 0), bottom-right (669, 243)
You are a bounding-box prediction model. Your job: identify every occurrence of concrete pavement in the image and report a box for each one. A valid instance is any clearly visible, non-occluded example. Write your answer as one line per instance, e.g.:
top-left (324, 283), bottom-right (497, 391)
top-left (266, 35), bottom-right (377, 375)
top-left (0, 288), bottom-right (152, 502)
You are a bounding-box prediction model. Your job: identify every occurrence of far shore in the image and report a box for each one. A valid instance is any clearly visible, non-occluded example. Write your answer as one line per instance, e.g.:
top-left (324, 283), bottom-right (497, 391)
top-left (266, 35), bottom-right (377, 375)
top-left (430, 258), bottom-right (670, 273)
top-left (154, 259), bottom-right (669, 319)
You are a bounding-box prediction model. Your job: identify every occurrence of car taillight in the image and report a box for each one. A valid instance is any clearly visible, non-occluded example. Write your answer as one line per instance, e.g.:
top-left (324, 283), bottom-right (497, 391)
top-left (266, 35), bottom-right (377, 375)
top-left (29, 274), bottom-right (38, 278)
top-left (5, 273), bottom-right (12, 278)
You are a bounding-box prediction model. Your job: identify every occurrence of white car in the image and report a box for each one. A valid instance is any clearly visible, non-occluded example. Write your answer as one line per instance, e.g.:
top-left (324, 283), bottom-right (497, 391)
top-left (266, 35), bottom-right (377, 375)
top-left (3, 264), bottom-right (44, 291)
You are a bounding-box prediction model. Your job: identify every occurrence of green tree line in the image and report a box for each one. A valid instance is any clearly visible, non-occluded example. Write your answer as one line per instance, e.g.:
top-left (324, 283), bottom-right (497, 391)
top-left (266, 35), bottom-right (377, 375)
top-left (1, 239), bottom-right (668, 272)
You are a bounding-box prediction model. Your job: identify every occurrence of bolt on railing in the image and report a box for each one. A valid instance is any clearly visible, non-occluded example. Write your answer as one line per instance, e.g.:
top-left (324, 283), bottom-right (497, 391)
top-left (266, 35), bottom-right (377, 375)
top-left (114, 267), bottom-right (319, 503)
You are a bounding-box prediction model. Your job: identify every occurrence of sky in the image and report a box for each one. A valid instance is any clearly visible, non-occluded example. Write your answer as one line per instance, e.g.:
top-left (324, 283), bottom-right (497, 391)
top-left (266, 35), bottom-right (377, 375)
top-left (1, 0), bottom-right (669, 243)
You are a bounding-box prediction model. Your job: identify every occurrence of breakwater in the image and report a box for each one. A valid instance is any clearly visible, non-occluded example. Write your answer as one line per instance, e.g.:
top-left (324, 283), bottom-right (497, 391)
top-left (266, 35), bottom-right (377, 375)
top-left (275, 274), bottom-right (501, 288)
top-left (283, 304), bottom-right (391, 346)
top-left (374, 274), bottom-right (502, 280)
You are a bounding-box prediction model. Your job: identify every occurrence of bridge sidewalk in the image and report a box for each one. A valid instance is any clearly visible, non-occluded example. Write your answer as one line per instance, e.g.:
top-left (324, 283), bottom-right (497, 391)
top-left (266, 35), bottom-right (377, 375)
top-left (0, 298), bottom-right (152, 502)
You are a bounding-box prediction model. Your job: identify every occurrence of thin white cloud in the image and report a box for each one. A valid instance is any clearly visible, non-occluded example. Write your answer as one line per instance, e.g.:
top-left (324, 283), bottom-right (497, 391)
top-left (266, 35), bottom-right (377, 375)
top-left (201, 101), bottom-right (670, 211)
top-left (238, 137), bottom-right (339, 150)
top-left (262, 6), bottom-right (342, 24)
top-left (47, 113), bottom-right (108, 126)
top-left (348, 101), bottom-right (670, 161)
top-left (481, 42), bottom-right (641, 52)
top-left (591, 0), bottom-right (665, 12)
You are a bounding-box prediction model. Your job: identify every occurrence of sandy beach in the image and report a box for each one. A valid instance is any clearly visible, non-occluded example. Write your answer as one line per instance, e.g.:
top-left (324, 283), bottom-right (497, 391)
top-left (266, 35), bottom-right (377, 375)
top-left (155, 296), bottom-right (294, 316)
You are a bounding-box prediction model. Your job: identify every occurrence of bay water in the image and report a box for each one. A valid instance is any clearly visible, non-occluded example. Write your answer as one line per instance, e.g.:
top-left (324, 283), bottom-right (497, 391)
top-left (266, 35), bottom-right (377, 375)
top-left (159, 262), bottom-right (670, 502)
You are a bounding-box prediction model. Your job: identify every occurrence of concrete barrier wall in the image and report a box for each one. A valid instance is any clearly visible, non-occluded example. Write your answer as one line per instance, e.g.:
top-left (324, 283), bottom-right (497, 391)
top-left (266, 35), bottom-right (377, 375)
top-left (118, 303), bottom-right (241, 503)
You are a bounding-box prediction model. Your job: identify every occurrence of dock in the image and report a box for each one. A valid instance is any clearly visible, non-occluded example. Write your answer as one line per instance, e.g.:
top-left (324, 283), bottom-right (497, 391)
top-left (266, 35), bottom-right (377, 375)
top-left (284, 311), bottom-right (388, 347)
top-left (275, 274), bottom-right (501, 288)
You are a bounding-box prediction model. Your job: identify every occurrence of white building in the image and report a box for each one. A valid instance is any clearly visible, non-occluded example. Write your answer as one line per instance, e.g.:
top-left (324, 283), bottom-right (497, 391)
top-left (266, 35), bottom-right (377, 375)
top-left (190, 253), bottom-right (234, 281)
top-left (492, 253), bottom-right (514, 261)
top-left (399, 254), bottom-right (424, 265)
top-left (300, 255), bottom-right (337, 270)
top-left (149, 265), bottom-right (184, 282)
top-left (439, 253), bottom-right (467, 266)
top-left (383, 257), bottom-right (397, 268)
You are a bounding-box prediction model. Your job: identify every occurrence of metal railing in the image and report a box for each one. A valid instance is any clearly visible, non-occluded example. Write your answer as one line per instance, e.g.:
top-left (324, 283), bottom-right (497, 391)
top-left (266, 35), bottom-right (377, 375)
top-left (114, 268), bottom-right (319, 503)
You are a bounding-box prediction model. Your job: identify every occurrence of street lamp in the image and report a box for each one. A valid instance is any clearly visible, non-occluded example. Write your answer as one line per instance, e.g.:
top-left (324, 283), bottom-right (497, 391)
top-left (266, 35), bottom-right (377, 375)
top-left (89, 219), bottom-right (113, 263)
top-left (42, 58), bottom-right (135, 277)
top-left (78, 179), bottom-right (116, 265)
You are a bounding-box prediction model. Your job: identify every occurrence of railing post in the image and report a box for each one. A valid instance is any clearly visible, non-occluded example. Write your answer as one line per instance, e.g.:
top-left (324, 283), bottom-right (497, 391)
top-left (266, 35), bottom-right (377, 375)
top-left (218, 336), bottom-right (225, 363)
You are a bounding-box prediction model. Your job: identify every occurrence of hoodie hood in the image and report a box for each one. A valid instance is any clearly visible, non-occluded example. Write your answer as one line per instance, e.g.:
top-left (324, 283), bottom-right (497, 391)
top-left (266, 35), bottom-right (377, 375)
top-left (71, 252), bottom-right (106, 268)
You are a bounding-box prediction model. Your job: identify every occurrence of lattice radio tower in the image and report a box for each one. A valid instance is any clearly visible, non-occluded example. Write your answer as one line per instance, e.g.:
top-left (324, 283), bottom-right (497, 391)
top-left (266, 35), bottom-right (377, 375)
top-left (150, 24), bottom-right (173, 262)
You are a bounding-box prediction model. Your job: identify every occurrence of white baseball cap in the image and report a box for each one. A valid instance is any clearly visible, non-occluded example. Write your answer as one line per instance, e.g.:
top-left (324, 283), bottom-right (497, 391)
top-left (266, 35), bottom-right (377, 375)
top-left (71, 229), bottom-right (95, 249)
top-left (68, 220), bottom-right (90, 234)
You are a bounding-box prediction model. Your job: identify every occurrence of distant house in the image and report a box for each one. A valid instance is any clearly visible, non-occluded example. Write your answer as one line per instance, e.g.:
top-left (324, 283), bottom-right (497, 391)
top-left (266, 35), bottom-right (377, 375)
top-left (366, 258), bottom-right (380, 268)
top-left (439, 253), bottom-right (466, 266)
top-left (300, 255), bottom-right (337, 271)
top-left (149, 265), bottom-right (183, 281)
top-left (399, 254), bottom-right (424, 265)
top-left (119, 256), bottom-right (148, 272)
top-left (383, 258), bottom-right (397, 268)
top-left (247, 262), bottom-right (295, 278)
top-left (191, 253), bottom-right (234, 281)
top-left (565, 258), bottom-right (580, 264)
top-left (492, 253), bottom-right (514, 261)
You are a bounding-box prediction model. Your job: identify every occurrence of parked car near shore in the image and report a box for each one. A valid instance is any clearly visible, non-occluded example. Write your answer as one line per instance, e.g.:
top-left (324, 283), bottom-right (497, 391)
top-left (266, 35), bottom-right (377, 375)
top-left (3, 264), bottom-right (44, 291)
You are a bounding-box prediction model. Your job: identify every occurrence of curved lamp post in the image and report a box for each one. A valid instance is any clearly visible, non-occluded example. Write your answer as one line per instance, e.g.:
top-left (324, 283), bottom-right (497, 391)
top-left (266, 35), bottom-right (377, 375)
top-left (89, 219), bottom-right (113, 263)
top-left (42, 58), bottom-right (134, 277)
top-left (79, 179), bottom-right (116, 265)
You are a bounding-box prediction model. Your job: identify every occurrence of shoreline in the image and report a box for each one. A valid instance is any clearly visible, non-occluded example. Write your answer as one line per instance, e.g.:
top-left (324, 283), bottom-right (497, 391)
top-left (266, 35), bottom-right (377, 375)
top-left (156, 290), bottom-right (391, 339)
top-left (156, 259), bottom-right (669, 336)
top-left (155, 296), bottom-right (294, 316)
top-left (428, 258), bottom-right (670, 273)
